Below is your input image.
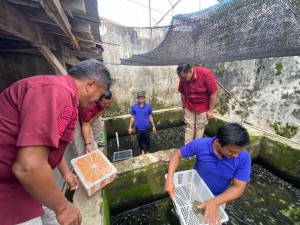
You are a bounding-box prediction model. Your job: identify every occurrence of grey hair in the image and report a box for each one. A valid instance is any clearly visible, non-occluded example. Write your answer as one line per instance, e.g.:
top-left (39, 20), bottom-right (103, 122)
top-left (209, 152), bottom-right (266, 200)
top-left (68, 58), bottom-right (112, 89)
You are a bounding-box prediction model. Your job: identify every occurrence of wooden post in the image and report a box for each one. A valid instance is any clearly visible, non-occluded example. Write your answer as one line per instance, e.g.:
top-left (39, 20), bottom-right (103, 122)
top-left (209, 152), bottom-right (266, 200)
top-left (37, 45), bottom-right (67, 74)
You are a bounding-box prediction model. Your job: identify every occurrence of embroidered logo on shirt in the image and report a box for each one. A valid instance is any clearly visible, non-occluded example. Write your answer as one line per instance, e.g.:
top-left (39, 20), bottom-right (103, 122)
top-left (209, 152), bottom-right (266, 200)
top-left (57, 105), bottom-right (74, 137)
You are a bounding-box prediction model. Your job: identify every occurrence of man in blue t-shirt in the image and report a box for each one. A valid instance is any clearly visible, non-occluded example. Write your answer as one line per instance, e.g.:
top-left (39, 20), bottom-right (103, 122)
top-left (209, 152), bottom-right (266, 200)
top-left (128, 92), bottom-right (156, 155)
top-left (165, 123), bottom-right (251, 225)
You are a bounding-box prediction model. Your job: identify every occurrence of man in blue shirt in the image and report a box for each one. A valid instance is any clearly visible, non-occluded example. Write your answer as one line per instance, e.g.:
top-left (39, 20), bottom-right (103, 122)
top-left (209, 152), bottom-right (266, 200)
top-left (165, 123), bottom-right (251, 225)
top-left (128, 92), bottom-right (156, 155)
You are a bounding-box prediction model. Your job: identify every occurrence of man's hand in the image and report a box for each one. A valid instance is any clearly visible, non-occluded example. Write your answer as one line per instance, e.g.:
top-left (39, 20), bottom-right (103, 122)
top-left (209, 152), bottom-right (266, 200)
top-left (62, 171), bottom-right (79, 191)
top-left (56, 201), bottom-right (82, 225)
top-left (85, 144), bottom-right (93, 154)
top-left (207, 110), bottom-right (214, 119)
top-left (165, 177), bottom-right (175, 201)
top-left (198, 198), bottom-right (222, 225)
top-left (152, 127), bottom-right (157, 134)
top-left (128, 127), bottom-right (132, 135)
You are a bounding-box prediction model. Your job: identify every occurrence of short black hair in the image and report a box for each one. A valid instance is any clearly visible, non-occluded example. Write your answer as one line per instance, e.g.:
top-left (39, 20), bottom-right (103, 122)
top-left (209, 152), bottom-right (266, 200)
top-left (68, 58), bottom-right (112, 89)
top-left (100, 90), bottom-right (112, 100)
top-left (176, 63), bottom-right (192, 74)
top-left (216, 123), bottom-right (250, 147)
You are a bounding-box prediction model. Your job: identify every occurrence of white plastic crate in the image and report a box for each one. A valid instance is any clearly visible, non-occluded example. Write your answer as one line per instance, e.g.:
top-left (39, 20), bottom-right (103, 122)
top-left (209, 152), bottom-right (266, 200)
top-left (113, 149), bottom-right (133, 162)
top-left (167, 169), bottom-right (229, 225)
top-left (71, 150), bottom-right (117, 196)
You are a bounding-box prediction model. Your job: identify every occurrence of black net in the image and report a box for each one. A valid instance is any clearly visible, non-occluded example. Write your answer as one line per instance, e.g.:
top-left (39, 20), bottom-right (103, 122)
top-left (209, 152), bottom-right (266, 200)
top-left (121, 0), bottom-right (300, 66)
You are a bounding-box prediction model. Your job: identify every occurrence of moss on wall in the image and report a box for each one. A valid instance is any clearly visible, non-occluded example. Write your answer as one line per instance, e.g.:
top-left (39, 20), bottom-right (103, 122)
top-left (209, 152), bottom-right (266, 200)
top-left (271, 122), bottom-right (298, 138)
top-left (106, 158), bottom-right (195, 215)
top-left (216, 62), bottom-right (226, 76)
top-left (275, 63), bottom-right (283, 76)
top-left (105, 109), bottom-right (184, 138)
top-left (258, 136), bottom-right (300, 187)
top-left (248, 136), bottom-right (262, 159)
top-left (204, 117), bottom-right (227, 137)
top-left (105, 117), bottom-right (131, 138)
top-left (215, 91), bottom-right (231, 115)
top-left (102, 189), bottom-right (110, 225)
top-left (106, 161), bottom-right (168, 214)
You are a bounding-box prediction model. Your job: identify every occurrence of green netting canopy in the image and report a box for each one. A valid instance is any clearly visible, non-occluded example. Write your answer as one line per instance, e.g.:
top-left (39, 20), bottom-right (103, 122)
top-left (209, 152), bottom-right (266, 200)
top-left (121, 0), bottom-right (300, 66)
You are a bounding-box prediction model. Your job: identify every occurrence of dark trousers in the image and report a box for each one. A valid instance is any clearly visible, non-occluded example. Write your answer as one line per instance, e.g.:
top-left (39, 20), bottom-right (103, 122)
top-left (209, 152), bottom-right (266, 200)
top-left (136, 129), bottom-right (150, 151)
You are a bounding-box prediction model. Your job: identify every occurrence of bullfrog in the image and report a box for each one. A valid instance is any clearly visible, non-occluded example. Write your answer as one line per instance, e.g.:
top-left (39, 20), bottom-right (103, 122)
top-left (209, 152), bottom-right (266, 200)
top-left (192, 200), bottom-right (205, 215)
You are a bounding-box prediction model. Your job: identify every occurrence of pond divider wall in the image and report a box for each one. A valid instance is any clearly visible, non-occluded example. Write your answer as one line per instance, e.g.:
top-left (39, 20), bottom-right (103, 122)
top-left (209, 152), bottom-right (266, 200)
top-left (73, 108), bottom-right (300, 225)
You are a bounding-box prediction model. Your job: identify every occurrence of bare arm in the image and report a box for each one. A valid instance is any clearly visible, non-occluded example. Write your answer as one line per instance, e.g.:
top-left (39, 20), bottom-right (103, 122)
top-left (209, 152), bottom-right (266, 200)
top-left (57, 155), bottom-right (79, 191)
top-left (165, 150), bottom-right (182, 200)
top-left (12, 146), bottom-right (81, 225)
top-left (81, 122), bottom-right (93, 153)
top-left (128, 116), bottom-right (135, 134)
top-left (207, 91), bottom-right (218, 119)
top-left (89, 109), bottom-right (105, 124)
top-left (199, 178), bottom-right (247, 225)
top-left (180, 93), bottom-right (186, 115)
top-left (149, 115), bottom-right (156, 133)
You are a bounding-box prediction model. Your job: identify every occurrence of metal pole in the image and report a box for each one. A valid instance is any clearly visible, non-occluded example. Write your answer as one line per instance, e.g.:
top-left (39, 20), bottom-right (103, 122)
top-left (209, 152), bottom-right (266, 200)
top-left (149, 0), bottom-right (152, 28)
top-left (149, 0), bottom-right (152, 46)
top-left (154, 0), bottom-right (182, 27)
top-left (115, 132), bottom-right (119, 150)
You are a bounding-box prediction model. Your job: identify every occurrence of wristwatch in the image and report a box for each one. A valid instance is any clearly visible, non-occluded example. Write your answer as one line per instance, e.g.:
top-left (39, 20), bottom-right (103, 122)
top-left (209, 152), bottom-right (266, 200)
top-left (85, 142), bottom-right (91, 146)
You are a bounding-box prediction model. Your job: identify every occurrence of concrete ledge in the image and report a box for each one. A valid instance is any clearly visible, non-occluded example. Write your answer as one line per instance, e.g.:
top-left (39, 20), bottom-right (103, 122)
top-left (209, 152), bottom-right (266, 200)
top-left (73, 109), bottom-right (300, 225)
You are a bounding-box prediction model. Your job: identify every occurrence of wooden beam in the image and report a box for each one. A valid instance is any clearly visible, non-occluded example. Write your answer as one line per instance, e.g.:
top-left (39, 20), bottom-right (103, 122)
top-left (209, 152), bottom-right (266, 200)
top-left (28, 8), bottom-right (57, 26)
top-left (41, 24), bottom-right (67, 37)
top-left (37, 44), bottom-right (67, 74)
top-left (0, 49), bottom-right (40, 55)
top-left (0, 0), bottom-right (57, 51)
top-left (70, 19), bottom-right (91, 34)
top-left (46, 0), bottom-right (79, 50)
top-left (37, 0), bottom-right (79, 50)
top-left (61, 0), bottom-right (86, 14)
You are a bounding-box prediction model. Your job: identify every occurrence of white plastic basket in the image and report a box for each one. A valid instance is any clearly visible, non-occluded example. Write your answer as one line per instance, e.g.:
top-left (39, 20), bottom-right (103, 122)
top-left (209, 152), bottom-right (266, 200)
top-left (167, 169), bottom-right (229, 225)
top-left (71, 150), bottom-right (117, 196)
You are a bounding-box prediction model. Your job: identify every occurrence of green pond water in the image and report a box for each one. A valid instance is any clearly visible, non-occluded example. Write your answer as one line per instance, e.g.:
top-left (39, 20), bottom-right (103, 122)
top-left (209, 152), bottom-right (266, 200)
top-left (111, 164), bottom-right (300, 225)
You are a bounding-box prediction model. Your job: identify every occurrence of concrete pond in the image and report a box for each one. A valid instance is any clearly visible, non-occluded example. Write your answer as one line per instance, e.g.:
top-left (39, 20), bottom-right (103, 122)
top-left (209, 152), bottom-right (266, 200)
top-left (72, 108), bottom-right (300, 225)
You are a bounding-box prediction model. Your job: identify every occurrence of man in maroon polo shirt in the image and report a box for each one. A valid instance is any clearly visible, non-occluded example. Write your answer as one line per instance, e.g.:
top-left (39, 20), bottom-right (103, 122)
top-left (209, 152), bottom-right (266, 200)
top-left (79, 90), bottom-right (113, 154)
top-left (176, 63), bottom-right (218, 144)
top-left (0, 58), bottom-right (112, 225)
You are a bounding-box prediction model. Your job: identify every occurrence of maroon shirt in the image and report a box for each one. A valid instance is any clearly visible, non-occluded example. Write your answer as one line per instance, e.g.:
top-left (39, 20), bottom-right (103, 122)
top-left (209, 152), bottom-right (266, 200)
top-left (0, 75), bottom-right (79, 224)
top-left (178, 67), bottom-right (218, 114)
top-left (79, 102), bottom-right (103, 123)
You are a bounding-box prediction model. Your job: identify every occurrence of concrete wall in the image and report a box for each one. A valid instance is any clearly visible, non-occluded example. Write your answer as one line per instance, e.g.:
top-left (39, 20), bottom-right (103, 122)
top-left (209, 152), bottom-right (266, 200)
top-left (206, 58), bottom-right (300, 142)
top-left (99, 19), bottom-right (300, 142)
top-left (99, 18), bottom-right (180, 116)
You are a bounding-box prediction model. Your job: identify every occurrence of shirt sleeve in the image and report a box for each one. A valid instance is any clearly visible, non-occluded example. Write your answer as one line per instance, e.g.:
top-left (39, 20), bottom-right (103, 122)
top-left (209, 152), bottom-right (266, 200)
top-left (178, 80), bottom-right (184, 93)
top-left (233, 150), bottom-right (251, 182)
top-left (148, 105), bottom-right (153, 115)
top-left (17, 85), bottom-right (76, 149)
top-left (79, 102), bottom-right (99, 123)
top-left (205, 70), bottom-right (218, 94)
top-left (180, 139), bottom-right (200, 158)
top-left (130, 106), bottom-right (135, 116)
